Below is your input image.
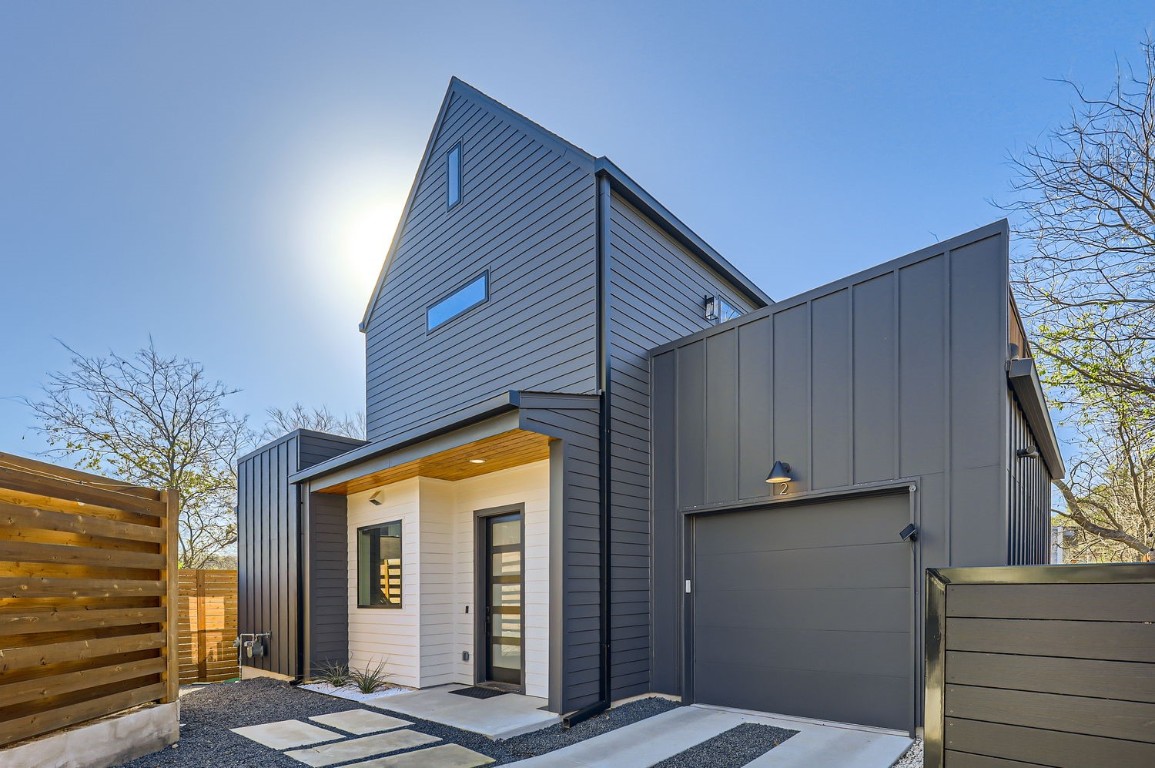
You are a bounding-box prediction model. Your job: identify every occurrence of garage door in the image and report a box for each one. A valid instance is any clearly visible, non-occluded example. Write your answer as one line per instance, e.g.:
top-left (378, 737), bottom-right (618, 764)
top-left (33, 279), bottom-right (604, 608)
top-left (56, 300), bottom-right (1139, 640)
top-left (691, 493), bottom-right (913, 731)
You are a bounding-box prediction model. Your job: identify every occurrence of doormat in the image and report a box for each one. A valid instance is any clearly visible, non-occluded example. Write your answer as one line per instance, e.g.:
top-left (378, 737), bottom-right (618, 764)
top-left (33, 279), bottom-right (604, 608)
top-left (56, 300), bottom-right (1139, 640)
top-left (449, 686), bottom-right (509, 699)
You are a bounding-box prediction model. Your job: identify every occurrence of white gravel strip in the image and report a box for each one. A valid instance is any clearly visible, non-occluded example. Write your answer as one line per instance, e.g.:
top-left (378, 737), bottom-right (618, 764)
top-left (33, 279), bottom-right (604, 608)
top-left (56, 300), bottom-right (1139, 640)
top-left (300, 681), bottom-right (411, 703)
top-left (891, 738), bottom-right (923, 767)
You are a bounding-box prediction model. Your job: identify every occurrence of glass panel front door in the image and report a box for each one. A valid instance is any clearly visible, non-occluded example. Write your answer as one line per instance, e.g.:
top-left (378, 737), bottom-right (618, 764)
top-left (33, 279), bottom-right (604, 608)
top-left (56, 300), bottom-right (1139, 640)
top-left (484, 512), bottom-right (522, 686)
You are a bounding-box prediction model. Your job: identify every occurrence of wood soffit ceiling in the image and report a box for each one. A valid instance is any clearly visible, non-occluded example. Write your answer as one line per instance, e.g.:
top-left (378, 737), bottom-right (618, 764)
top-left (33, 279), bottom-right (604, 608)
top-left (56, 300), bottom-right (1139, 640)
top-left (317, 429), bottom-right (551, 495)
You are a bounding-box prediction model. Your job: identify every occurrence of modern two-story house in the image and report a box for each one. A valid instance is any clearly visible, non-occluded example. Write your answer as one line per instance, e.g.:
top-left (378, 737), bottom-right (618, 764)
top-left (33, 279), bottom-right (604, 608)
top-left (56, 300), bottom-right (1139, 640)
top-left (237, 78), bottom-right (1063, 735)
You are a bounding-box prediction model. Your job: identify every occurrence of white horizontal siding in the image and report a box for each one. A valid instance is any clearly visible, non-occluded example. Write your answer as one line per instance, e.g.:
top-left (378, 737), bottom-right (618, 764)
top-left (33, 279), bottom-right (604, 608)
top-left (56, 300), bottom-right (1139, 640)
top-left (344, 462), bottom-right (550, 696)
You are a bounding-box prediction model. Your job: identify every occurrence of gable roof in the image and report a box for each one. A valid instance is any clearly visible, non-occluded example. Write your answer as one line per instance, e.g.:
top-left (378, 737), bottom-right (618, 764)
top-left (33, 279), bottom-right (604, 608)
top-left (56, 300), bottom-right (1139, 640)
top-left (359, 78), bottom-right (769, 332)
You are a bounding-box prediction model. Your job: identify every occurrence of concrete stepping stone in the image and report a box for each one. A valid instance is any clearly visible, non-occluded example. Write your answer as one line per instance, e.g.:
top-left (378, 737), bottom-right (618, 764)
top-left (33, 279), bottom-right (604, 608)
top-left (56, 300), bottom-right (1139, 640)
top-left (285, 729), bottom-right (441, 767)
top-left (231, 719), bottom-right (343, 750)
top-left (347, 744), bottom-right (495, 768)
top-left (310, 709), bottom-right (412, 735)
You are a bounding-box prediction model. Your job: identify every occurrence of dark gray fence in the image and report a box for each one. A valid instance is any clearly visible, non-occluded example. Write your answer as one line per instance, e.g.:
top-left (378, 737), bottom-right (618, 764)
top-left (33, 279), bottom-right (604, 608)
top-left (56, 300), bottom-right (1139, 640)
top-left (925, 564), bottom-right (1155, 768)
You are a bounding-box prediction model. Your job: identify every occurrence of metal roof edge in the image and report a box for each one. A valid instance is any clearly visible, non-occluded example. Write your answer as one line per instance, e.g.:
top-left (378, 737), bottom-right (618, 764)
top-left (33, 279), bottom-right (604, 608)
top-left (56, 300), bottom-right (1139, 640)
top-left (1007, 357), bottom-right (1067, 480)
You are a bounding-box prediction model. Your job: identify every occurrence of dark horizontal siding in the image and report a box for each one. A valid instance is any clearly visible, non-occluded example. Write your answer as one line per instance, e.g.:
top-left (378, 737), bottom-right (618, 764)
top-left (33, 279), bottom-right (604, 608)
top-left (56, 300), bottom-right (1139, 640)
top-left (364, 90), bottom-right (598, 442)
top-left (608, 193), bottom-right (756, 701)
top-left (521, 402), bottom-right (602, 711)
top-left (939, 576), bottom-right (1155, 766)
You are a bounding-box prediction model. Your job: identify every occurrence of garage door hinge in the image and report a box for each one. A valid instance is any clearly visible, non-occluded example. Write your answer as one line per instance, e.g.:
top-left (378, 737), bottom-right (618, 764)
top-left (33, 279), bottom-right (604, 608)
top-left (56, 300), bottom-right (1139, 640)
top-left (685, 579), bottom-right (692, 594)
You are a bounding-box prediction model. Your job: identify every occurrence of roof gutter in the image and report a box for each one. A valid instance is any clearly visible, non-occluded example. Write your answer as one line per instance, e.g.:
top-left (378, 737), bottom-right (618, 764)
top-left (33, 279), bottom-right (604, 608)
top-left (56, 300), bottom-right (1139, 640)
top-left (563, 171), bottom-right (614, 727)
top-left (1007, 357), bottom-right (1066, 479)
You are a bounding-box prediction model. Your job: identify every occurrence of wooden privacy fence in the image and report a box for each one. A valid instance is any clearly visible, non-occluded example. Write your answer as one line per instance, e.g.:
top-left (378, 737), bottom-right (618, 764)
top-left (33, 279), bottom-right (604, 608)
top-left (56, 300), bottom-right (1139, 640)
top-left (178, 569), bottom-right (238, 683)
top-left (926, 564), bottom-right (1155, 768)
top-left (0, 453), bottom-right (177, 749)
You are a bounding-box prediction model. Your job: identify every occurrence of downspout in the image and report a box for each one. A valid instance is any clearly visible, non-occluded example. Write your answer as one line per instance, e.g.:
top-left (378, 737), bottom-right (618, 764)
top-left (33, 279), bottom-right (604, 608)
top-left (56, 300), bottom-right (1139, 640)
top-left (563, 172), bottom-right (614, 727)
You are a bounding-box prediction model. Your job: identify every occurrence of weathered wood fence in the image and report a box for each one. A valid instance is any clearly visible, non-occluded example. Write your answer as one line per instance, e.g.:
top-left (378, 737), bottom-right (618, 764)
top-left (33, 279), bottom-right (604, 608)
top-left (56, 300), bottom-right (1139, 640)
top-left (926, 564), bottom-right (1155, 768)
top-left (0, 453), bottom-right (177, 749)
top-left (178, 569), bottom-right (238, 683)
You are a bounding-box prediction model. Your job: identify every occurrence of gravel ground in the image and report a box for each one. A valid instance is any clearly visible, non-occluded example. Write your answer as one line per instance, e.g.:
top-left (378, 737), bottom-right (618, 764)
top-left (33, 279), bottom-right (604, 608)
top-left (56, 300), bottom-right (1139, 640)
top-left (650, 723), bottom-right (797, 768)
top-left (502, 697), bottom-right (682, 759)
top-left (120, 679), bottom-right (680, 767)
top-left (891, 738), bottom-right (923, 767)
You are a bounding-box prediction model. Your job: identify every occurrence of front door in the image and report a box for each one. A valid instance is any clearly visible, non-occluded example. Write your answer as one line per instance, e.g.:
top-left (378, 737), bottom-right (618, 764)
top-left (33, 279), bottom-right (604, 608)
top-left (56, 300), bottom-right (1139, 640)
top-left (482, 511), bottom-right (523, 687)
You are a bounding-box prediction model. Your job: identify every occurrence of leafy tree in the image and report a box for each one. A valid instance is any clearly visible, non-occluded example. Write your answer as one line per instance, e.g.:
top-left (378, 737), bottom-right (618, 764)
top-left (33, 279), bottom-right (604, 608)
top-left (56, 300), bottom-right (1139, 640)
top-left (1008, 39), bottom-right (1155, 561)
top-left (261, 403), bottom-right (365, 442)
top-left (29, 341), bottom-right (248, 568)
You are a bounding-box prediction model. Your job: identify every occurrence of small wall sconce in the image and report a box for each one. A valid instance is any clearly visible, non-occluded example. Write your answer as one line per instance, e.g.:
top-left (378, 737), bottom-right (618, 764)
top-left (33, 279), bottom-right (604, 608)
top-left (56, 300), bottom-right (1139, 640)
top-left (765, 461), bottom-right (792, 494)
top-left (369, 491), bottom-right (383, 506)
top-left (704, 295), bottom-right (719, 322)
top-left (1016, 446), bottom-right (1039, 459)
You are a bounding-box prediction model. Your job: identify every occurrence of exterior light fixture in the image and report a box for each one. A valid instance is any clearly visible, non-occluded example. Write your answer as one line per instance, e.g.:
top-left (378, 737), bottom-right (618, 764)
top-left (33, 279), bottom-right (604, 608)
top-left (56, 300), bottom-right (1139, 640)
top-left (765, 461), bottom-right (792, 494)
top-left (704, 295), bottom-right (719, 322)
top-left (1016, 446), bottom-right (1039, 459)
top-left (469, 458), bottom-right (486, 464)
top-left (369, 491), bottom-right (383, 506)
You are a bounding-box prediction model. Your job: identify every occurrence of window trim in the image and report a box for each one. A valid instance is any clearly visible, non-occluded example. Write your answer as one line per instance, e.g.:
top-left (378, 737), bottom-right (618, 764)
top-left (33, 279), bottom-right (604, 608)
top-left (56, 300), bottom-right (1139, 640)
top-left (447, 142), bottom-right (462, 210)
top-left (426, 270), bottom-right (489, 333)
top-left (356, 519), bottom-right (403, 609)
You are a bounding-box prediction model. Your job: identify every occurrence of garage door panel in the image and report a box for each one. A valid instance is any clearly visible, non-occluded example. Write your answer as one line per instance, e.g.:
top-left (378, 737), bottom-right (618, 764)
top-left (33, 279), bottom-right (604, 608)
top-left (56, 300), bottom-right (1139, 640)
top-left (695, 496), bottom-right (909, 554)
top-left (694, 586), bottom-right (909, 634)
top-left (694, 625), bottom-right (910, 678)
top-left (694, 660), bottom-right (911, 730)
top-left (696, 541), bottom-right (910, 591)
top-left (692, 493), bottom-right (913, 731)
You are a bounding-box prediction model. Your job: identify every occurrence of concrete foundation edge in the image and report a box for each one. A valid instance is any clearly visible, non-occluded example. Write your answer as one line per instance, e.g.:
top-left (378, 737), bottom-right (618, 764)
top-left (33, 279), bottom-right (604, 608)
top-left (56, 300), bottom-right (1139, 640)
top-left (0, 701), bottom-right (179, 768)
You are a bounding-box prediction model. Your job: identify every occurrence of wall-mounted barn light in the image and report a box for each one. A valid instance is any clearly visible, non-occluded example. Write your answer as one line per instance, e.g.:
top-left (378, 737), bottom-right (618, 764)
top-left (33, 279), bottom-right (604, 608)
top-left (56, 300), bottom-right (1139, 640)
top-left (704, 295), bottom-right (719, 322)
top-left (765, 461), bottom-right (792, 494)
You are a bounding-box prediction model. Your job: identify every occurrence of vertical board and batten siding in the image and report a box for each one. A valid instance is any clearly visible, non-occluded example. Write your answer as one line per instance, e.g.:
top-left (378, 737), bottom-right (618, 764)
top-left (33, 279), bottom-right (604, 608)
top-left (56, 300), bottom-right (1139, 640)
top-left (650, 223), bottom-right (1013, 701)
top-left (519, 400), bottom-right (602, 711)
top-left (607, 193), bottom-right (757, 700)
top-left (1007, 391), bottom-right (1052, 565)
top-left (363, 87), bottom-right (599, 443)
top-left (237, 431), bottom-right (364, 678)
top-left (926, 565), bottom-right (1155, 768)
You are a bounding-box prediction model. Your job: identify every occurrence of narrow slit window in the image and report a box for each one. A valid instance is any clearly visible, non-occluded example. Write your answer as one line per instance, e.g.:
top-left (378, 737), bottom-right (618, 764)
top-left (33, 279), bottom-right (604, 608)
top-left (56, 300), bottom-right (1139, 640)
top-left (357, 520), bottom-right (403, 608)
top-left (427, 272), bottom-right (488, 331)
top-left (447, 143), bottom-right (462, 208)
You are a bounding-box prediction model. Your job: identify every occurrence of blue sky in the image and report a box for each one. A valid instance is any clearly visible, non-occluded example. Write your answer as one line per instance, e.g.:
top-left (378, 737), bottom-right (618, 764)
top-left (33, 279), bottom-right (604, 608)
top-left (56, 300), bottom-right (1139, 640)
top-left (1, 2), bottom-right (1151, 456)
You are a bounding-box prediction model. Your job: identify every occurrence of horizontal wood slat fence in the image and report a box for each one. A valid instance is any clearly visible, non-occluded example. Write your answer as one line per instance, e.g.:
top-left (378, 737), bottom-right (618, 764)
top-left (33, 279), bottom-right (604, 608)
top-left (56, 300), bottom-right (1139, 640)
top-left (178, 569), bottom-right (238, 683)
top-left (0, 452), bottom-right (177, 749)
top-left (926, 564), bottom-right (1155, 768)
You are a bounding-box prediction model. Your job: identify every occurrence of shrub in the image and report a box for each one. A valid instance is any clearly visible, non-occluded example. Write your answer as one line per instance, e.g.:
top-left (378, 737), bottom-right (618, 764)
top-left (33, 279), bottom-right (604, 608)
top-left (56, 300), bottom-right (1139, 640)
top-left (314, 660), bottom-right (351, 687)
top-left (349, 659), bottom-right (390, 694)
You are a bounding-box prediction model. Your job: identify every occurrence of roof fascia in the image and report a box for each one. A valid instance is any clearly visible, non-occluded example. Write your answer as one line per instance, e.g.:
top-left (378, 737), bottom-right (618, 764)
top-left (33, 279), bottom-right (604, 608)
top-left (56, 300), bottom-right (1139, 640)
top-left (1008, 357), bottom-right (1067, 479)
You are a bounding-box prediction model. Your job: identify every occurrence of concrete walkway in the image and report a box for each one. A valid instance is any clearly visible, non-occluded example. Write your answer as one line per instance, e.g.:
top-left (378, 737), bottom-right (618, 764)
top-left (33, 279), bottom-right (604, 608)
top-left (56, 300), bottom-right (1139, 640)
top-left (361, 685), bottom-right (559, 740)
top-left (508, 705), bottom-right (911, 768)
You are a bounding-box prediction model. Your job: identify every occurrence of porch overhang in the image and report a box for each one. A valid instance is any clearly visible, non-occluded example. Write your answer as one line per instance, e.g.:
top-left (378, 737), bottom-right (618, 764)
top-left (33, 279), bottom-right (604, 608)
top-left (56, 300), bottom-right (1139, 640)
top-left (289, 390), bottom-right (596, 495)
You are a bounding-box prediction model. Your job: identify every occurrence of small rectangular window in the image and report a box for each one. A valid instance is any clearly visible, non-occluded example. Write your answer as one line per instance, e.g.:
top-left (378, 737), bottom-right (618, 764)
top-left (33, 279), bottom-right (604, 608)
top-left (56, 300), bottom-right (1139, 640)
top-left (447, 143), bottom-right (462, 208)
top-left (427, 272), bottom-right (488, 331)
top-left (357, 521), bottom-right (402, 608)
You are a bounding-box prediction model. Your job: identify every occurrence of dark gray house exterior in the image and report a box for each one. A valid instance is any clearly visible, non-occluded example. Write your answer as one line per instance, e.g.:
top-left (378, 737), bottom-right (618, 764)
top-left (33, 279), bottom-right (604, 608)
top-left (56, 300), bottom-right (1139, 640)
top-left (237, 78), bottom-right (1063, 734)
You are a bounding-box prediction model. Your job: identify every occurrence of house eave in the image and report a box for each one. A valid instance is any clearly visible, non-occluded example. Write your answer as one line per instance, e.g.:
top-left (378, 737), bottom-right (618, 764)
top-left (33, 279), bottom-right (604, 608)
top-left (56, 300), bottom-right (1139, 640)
top-left (1007, 357), bottom-right (1066, 479)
